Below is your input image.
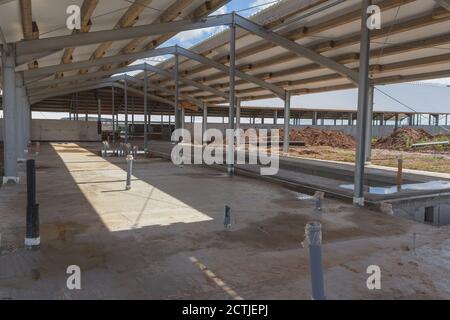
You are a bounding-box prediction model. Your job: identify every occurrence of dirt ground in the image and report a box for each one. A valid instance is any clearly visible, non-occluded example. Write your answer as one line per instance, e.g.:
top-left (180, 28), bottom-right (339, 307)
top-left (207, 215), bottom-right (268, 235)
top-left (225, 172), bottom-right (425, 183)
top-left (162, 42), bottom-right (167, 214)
top-left (288, 146), bottom-right (450, 174)
top-left (280, 127), bottom-right (450, 174)
top-left (1, 142), bottom-right (450, 300)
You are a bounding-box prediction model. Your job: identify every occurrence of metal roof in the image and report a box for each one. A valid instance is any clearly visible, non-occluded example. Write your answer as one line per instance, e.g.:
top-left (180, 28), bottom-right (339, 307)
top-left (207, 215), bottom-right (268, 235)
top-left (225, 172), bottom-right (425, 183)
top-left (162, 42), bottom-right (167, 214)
top-left (1, 0), bottom-right (450, 114)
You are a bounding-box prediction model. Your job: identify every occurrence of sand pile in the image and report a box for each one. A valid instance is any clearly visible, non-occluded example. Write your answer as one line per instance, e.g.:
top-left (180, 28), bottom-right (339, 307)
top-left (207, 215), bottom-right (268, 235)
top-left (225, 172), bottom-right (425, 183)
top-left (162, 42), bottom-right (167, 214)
top-left (280, 127), bottom-right (356, 149)
top-left (374, 128), bottom-right (434, 150)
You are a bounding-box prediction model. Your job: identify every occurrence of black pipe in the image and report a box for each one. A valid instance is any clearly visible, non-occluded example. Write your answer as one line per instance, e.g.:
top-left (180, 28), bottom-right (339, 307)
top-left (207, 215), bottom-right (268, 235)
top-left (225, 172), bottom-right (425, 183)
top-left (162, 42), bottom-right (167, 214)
top-left (25, 159), bottom-right (40, 250)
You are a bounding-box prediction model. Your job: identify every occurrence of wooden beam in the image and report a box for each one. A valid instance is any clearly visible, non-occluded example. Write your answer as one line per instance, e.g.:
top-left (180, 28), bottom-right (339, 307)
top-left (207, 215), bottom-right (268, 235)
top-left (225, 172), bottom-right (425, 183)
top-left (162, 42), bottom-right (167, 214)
top-left (115, 0), bottom-right (230, 69)
top-left (19, 0), bottom-right (39, 69)
top-left (79, 0), bottom-right (153, 74)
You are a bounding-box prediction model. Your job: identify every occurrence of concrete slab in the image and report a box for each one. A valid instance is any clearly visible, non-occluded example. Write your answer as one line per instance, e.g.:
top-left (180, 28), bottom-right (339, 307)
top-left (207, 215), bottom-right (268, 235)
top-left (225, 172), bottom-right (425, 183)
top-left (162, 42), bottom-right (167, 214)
top-left (0, 142), bottom-right (449, 299)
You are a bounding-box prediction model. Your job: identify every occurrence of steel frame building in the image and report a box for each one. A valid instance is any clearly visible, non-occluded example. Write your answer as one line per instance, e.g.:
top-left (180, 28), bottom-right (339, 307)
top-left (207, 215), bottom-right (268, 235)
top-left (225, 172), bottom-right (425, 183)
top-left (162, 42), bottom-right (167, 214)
top-left (1, 0), bottom-right (450, 205)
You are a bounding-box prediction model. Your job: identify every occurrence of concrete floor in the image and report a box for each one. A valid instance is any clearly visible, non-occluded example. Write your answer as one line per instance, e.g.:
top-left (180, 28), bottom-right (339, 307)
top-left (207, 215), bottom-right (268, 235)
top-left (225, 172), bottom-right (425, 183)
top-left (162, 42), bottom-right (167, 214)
top-left (0, 142), bottom-right (449, 299)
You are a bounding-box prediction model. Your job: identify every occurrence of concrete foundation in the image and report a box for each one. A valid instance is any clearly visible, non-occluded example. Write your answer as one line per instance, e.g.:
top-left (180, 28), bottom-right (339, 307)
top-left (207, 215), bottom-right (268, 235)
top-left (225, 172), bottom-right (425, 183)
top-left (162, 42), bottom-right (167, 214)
top-left (1, 142), bottom-right (449, 299)
top-left (0, 119), bottom-right (101, 142)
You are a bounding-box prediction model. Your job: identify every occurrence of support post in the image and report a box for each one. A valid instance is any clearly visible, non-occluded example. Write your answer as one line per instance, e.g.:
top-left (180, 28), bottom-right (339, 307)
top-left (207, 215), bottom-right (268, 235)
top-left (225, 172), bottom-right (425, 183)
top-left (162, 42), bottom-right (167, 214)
top-left (126, 155), bottom-right (133, 190)
top-left (131, 96), bottom-right (135, 138)
top-left (305, 222), bottom-right (325, 300)
top-left (97, 97), bottom-right (102, 136)
top-left (283, 91), bottom-right (291, 155)
top-left (174, 53), bottom-right (180, 130)
top-left (15, 74), bottom-right (26, 162)
top-left (365, 85), bottom-right (374, 163)
top-left (181, 108), bottom-right (185, 130)
top-left (202, 103), bottom-right (208, 145)
top-left (312, 112), bottom-right (318, 126)
top-left (227, 22), bottom-right (236, 176)
top-left (124, 79), bottom-right (129, 143)
top-left (112, 86), bottom-right (116, 144)
top-left (353, 0), bottom-right (371, 207)
top-left (25, 159), bottom-right (40, 250)
top-left (236, 98), bottom-right (241, 131)
top-left (1, 44), bottom-right (19, 183)
top-left (143, 69), bottom-right (148, 149)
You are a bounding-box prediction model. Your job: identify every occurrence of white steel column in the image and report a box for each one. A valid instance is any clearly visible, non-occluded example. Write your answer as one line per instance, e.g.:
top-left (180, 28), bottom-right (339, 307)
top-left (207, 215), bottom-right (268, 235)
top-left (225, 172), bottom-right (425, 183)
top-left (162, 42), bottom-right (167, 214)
top-left (143, 68), bottom-right (148, 149)
top-left (227, 21), bottom-right (236, 176)
top-left (15, 73), bottom-right (26, 162)
top-left (1, 44), bottom-right (19, 183)
top-left (283, 91), bottom-right (291, 154)
top-left (202, 103), bottom-right (208, 144)
top-left (174, 53), bottom-right (180, 130)
top-left (353, 0), bottom-right (372, 206)
top-left (365, 85), bottom-right (374, 163)
top-left (236, 98), bottom-right (241, 131)
top-left (124, 79), bottom-right (129, 143)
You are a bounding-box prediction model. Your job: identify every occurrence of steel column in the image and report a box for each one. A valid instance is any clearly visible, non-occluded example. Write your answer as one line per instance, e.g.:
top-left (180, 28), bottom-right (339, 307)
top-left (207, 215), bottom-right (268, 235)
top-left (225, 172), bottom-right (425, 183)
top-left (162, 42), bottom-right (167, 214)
top-left (365, 85), bottom-right (374, 163)
top-left (143, 69), bottom-right (148, 149)
top-left (353, 0), bottom-right (372, 207)
top-left (124, 79), bottom-right (129, 143)
top-left (15, 74), bottom-right (26, 162)
top-left (112, 86), bottom-right (116, 144)
top-left (202, 103), bottom-right (208, 144)
top-left (227, 23), bottom-right (236, 176)
top-left (283, 91), bottom-right (291, 154)
top-left (2, 45), bottom-right (19, 183)
top-left (174, 53), bottom-right (180, 130)
top-left (236, 98), bottom-right (241, 131)
top-left (97, 97), bottom-right (102, 136)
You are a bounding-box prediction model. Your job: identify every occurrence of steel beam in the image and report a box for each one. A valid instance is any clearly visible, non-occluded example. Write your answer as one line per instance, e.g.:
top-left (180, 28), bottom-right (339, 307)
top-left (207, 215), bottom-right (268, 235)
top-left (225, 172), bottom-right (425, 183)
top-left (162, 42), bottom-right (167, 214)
top-left (353, 0), bottom-right (371, 207)
top-left (15, 15), bottom-right (232, 65)
top-left (176, 46), bottom-right (285, 99)
top-left (23, 47), bottom-right (175, 82)
top-left (144, 63), bottom-right (228, 99)
top-left (27, 64), bottom-right (145, 90)
top-left (234, 14), bottom-right (359, 84)
top-left (29, 75), bottom-right (125, 98)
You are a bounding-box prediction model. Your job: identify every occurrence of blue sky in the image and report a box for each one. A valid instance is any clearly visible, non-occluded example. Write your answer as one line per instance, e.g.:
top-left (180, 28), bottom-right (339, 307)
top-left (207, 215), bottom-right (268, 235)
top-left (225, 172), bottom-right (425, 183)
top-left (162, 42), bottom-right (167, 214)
top-left (163, 0), bottom-right (279, 48)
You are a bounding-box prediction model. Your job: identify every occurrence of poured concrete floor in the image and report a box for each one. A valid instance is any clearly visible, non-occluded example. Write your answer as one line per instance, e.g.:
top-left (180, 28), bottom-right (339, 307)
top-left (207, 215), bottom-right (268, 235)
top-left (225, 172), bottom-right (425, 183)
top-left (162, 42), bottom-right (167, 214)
top-left (0, 142), bottom-right (449, 299)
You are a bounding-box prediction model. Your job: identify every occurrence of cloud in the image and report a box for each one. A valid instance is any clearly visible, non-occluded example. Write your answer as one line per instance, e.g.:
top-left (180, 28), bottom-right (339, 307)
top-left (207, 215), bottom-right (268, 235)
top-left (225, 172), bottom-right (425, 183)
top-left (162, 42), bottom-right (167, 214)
top-left (169, 5), bottom-right (229, 47)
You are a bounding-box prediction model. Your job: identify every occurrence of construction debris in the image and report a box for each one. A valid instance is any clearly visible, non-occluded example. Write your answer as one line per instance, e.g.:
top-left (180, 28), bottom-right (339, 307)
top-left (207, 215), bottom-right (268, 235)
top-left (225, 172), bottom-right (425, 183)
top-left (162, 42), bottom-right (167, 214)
top-left (374, 128), bottom-right (446, 150)
top-left (281, 127), bottom-right (356, 149)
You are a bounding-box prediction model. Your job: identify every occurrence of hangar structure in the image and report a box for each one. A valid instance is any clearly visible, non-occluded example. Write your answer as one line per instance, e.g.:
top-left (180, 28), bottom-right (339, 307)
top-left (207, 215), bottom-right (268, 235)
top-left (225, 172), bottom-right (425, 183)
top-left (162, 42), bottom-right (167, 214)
top-left (1, 0), bottom-right (450, 205)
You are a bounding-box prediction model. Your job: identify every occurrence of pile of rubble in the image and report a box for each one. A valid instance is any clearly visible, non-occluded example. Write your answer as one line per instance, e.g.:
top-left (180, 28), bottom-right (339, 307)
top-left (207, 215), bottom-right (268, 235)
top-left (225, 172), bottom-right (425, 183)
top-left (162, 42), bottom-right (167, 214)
top-left (281, 127), bottom-right (356, 149)
top-left (374, 128), bottom-right (434, 150)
